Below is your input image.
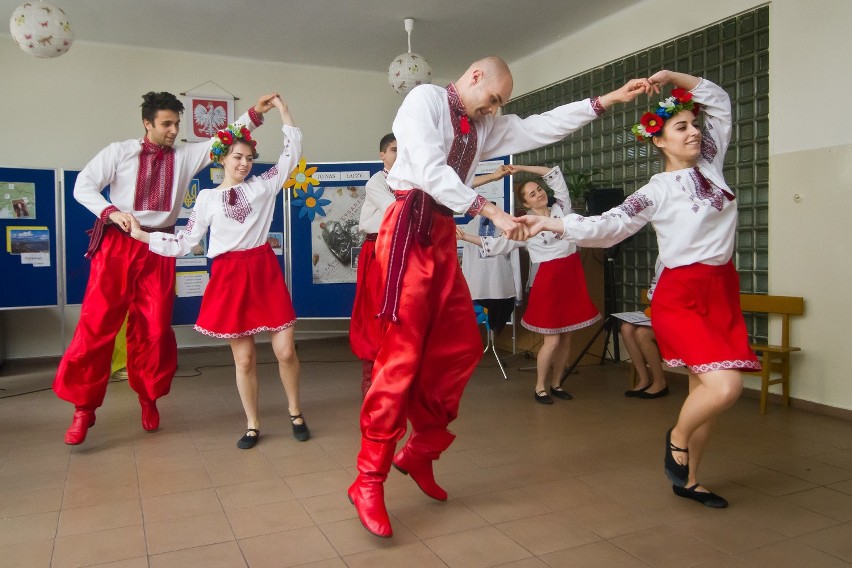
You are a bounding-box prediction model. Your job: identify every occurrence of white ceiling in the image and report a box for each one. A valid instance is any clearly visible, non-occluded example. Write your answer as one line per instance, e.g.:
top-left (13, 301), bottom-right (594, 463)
top-left (3, 0), bottom-right (639, 78)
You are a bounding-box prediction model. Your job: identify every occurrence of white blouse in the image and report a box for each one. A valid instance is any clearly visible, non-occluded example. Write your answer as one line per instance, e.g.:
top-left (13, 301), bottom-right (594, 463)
top-left (460, 240), bottom-right (522, 301)
top-left (148, 125), bottom-right (301, 258)
top-left (388, 84), bottom-right (601, 214)
top-left (480, 166), bottom-right (578, 264)
top-left (73, 110), bottom-right (257, 229)
top-left (359, 170), bottom-right (395, 234)
top-left (559, 79), bottom-right (737, 269)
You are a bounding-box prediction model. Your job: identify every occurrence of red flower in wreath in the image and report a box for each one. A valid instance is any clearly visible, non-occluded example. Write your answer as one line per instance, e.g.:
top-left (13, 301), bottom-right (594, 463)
top-left (240, 127), bottom-right (251, 139)
top-left (218, 130), bottom-right (234, 144)
top-left (640, 112), bottom-right (664, 135)
top-left (691, 103), bottom-right (702, 115)
top-left (671, 88), bottom-right (693, 103)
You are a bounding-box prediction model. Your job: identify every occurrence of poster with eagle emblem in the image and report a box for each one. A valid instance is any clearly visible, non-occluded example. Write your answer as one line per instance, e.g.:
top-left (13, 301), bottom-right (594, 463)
top-left (183, 95), bottom-right (234, 142)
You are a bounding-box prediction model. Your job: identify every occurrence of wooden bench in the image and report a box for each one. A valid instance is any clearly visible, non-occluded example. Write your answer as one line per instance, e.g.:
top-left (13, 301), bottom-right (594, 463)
top-left (637, 290), bottom-right (804, 414)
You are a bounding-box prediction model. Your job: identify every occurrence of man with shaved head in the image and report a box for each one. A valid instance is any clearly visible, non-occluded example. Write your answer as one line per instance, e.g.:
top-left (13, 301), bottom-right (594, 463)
top-left (348, 55), bottom-right (651, 537)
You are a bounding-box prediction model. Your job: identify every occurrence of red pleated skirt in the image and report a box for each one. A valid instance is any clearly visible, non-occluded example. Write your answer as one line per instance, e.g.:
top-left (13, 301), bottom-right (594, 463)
top-left (195, 243), bottom-right (296, 338)
top-left (521, 253), bottom-right (600, 334)
top-left (651, 261), bottom-right (760, 373)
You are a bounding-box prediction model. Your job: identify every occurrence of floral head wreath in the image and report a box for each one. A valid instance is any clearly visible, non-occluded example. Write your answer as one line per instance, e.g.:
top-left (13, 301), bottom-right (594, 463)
top-left (631, 88), bottom-right (701, 142)
top-left (210, 123), bottom-right (258, 163)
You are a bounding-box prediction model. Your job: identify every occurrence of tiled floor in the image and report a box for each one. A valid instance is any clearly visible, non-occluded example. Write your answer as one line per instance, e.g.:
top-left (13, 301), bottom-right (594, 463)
top-left (1, 335), bottom-right (851, 568)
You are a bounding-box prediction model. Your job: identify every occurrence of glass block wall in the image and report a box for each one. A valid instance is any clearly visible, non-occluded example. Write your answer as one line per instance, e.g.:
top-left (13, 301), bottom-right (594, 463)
top-left (505, 6), bottom-right (770, 342)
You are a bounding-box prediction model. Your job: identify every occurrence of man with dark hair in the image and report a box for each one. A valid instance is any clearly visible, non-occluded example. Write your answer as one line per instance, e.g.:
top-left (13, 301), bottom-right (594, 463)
top-left (55, 91), bottom-right (275, 445)
top-left (350, 132), bottom-right (397, 397)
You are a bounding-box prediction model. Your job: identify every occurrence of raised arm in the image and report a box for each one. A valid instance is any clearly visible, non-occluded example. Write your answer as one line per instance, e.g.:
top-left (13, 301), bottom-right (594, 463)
top-left (472, 164), bottom-right (511, 188)
top-left (257, 95), bottom-right (302, 193)
top-left (647, 70), bottom-right (701, 92)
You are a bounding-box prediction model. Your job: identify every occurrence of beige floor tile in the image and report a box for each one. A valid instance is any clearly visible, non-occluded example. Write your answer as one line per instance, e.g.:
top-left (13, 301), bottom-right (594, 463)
top-left (795, 522), bottom-right (852, 563)
top-left (200, 447), bottom-right (281, 487)
top-left (62, 482), bottom-right (140, 510)
top-left (226, 499), bottom-right (315, 539)
top-left (782, 486), bottom-right (852, 521)
top-left (300, 491), bottom-right (359, 525)
top-left (0, 487), bottom-right (63, 518)
top-left (57, 498), bottom-right (142, 537)
top-left (144, 511), bottom-right (235, 555)
top-left (343, 540), bottom-right (449, 568)
top-left (393, 500), bottom-right (488, 540)
top-left (238, 526), bottom-right (339, 568)
top-left (271, 450), bottom-right (343, 477)
top-left (539, 540), bottom-right (650, 568)
top-left (138, 464), bottom-right (213, 497)
top-left (730, 538), bottom-right (851, 568)
top-left (0, 539), bottom-right (54, 568)
top-left (216, 478), bottom-right (296, 511)
top-left (0, 512), bottom-right (58, 547)
top-left (461, 487), bottom-right (554, 524)
top-left (610, 525), bottom-right (732, 568)
top-left (88, 558), bottom-right (150, 568)
top-left (51, 525), bottom-right (147, 568)
top-left (318, 516), bottom-right (418, 556)
top-left (284, 468), bottom-right (353, 499)
top-left (495, 510), bottom-right (602, 555)
top-left (149, 541), bottom-right (248, 568)
top-left (424, 525), bottom-right (532, 568)
top-left (727, 466), bottom-right (819, 496)
top-left (565, 501), bottom-right (663, 539)
top-left (768, 456), bottom-right (852, 485)
top-left (673, 512), bottom-right (787, 554)
top-left (142, 487), bottom-right (223, 522)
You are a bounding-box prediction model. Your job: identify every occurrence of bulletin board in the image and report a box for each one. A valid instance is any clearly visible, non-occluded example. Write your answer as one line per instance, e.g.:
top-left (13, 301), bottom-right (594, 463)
top-left (286, 160), bottom-right (383, 318)
top-left (0, 167), bottom-right (60, 309)
top-left (62, 163), bottom-right (280, 325)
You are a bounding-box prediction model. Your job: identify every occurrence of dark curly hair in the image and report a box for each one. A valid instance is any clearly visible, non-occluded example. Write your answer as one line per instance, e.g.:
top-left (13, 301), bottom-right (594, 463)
top-left (140, 92), bottom-right (184, 123)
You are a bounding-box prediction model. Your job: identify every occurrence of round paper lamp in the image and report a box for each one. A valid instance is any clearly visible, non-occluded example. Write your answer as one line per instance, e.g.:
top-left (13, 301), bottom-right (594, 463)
top-left (9, 2), bottom-right (74, 58)
top-left (388, 52), bottom-right (432, 95)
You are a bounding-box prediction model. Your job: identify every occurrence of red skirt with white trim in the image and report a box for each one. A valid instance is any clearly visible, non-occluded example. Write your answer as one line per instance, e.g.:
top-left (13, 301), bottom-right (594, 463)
top-left (651, 261), bottom-right (760, 373)
top-left (521, 253), bottom-right (601, 334)
top-left (194, 243), bottom-right (296, 338)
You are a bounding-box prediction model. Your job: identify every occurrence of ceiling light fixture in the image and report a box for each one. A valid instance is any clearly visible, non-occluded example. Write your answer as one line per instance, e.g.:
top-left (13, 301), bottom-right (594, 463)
top-left (9, 1), bottom-right (74, 58)
top-left (388, 18), bottom-right (432, 96)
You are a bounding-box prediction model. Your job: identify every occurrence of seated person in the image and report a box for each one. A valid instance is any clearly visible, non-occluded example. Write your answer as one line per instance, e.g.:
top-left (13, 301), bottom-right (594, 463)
top-left (622, 259), bottom-right (668, 398)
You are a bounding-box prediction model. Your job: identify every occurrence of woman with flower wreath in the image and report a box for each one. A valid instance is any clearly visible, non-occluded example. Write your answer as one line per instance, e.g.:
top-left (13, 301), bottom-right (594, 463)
top-left (130, 94), bottom-right (310, 449)
top-left (520, 71), bottom-right (760, 508)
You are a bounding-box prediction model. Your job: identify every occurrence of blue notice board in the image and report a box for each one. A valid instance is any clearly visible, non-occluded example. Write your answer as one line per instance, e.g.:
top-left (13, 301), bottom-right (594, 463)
top-left (0, 167), bottom-right (59, 309)
top-left (287, 161), bottom-right (383, 318)
top-left (63, 163), bottom-right (280, 325)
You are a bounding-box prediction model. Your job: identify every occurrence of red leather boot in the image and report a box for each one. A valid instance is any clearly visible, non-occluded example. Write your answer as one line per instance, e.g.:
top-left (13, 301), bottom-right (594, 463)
top-left (139, 396), bottom-right (159, 432)
top-left (348, 438), bottom-right (396, 537)
top-left (64, 407), bottom-right (96, 445)
top-left (393, 429), bottom-right (455, 501)
top-left (360, 360), bottom-right (373, 399)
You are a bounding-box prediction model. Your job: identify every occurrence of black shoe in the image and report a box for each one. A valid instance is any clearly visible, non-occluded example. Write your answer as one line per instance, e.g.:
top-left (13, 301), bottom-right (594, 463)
top-left (534, 390), bottom-right (553, 405)
top-left (665, 427), bottom-right (689, 486)
top-left (549, 386), bottom-right (573, 400)
top-left (237, 428), bottom-right (260, 449)
top-left (290, 414), bottom-right (311, 442)
top-left (624, 384), bottom-right (651, 397)
top-left (673, 483), bottom-right (728, 508)
top-left (637, 386), bottom-right (669, 399)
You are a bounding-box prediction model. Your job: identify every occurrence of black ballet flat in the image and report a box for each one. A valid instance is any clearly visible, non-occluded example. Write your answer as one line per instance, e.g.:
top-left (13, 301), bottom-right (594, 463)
top-left (637, 386), bottom-right (669, 399)
top-left (237, 428), bottom-right (260, 449)
top-left (624, 384), bottom-right (651, 397)
top-left (534, 390), bottom-right (553, 405)
top-left (673, 483), bottom-right (728, 508)
top-left (290, 414), bottom-right (311, 442)
top-left (665, 427), bottom-right (689, 486)
top-left (549, 386), bottom-right (573, 400)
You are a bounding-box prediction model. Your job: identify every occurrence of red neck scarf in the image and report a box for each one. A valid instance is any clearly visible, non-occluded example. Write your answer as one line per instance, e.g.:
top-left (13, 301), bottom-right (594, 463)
top-left (446, 83), bottom-right (478, 181)
top-left (135, 138), bottom-right (175, 211)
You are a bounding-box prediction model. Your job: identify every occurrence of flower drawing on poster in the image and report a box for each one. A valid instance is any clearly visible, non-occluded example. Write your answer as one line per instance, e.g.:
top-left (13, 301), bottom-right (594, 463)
top-left (285, 158), bottom-right (319, 197)
top-left (183, 95), bottom-right (234, 142)
top-left (310, 185), bottom-right (366, 285)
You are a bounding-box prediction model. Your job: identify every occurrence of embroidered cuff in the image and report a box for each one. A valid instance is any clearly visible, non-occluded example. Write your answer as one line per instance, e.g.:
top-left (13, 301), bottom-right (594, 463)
top-left (590, 96), bottom-right (606, 116)
top-left (100, 205), bottom-right (120, 223)
top-left (466, 194), bottom-right (488, 217)
top-left (248, 106), bottom-right (264, 126)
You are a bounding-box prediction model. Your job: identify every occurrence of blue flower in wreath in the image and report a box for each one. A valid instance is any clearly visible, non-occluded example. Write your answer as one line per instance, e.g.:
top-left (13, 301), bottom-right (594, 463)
top-left (292, 186), bottom-right (331, 222)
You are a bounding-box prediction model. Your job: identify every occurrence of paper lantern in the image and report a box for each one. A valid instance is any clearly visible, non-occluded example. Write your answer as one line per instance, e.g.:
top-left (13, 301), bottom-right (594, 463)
top-left (9, 2), bottom-right (74, 58)
top-left (387, 19), bottom-right (432, 95)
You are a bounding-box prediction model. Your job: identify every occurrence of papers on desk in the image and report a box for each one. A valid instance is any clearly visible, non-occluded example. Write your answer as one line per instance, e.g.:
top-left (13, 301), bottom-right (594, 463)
top-left (611, 311), bottom-right (652, 327)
